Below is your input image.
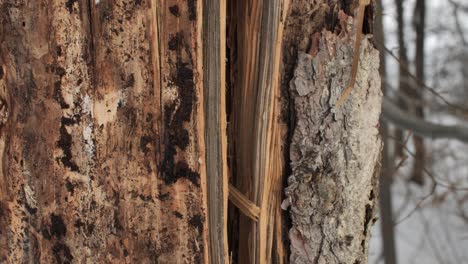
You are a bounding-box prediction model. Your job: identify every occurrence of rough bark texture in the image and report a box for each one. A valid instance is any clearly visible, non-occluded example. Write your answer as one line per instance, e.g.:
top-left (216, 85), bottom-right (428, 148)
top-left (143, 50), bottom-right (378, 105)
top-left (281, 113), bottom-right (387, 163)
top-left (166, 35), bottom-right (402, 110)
top-left (0, 0), bottom-right (208, 263)
top-left (283, 16), bottom-right (382, 264)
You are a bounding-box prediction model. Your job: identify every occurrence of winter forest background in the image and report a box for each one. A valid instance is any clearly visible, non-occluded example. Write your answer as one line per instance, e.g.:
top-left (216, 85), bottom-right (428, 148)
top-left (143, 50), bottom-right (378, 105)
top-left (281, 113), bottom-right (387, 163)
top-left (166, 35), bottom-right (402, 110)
top-left (370, 0), bottom-right (468, 263)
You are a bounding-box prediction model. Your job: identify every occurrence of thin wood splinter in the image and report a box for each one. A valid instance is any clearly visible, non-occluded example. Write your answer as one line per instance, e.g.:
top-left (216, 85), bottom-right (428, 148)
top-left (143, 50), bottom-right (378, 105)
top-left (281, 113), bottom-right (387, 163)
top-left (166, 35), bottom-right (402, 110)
top-left (228, 183), bottom-right (260, 221)
top-left (335, 0), bottom-right (370, 108)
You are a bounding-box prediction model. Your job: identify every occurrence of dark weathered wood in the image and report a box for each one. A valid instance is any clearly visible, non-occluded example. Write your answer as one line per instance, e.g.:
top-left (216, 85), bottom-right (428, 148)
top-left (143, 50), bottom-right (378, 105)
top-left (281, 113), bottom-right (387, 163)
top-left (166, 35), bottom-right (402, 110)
top-left (203, 0), bottom-right (229, 263)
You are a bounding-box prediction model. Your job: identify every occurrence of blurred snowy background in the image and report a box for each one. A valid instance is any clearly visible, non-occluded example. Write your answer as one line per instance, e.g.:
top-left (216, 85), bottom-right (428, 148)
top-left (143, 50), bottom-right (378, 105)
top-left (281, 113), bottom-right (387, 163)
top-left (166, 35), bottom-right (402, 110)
top-left (369, 0), bottom-right (468, 263)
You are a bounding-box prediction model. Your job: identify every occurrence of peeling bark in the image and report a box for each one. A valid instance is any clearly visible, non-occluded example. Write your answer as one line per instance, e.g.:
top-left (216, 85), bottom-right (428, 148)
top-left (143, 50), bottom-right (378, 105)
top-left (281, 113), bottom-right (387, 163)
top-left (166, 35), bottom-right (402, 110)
top-left (284, 18), bottom-right (382, 264)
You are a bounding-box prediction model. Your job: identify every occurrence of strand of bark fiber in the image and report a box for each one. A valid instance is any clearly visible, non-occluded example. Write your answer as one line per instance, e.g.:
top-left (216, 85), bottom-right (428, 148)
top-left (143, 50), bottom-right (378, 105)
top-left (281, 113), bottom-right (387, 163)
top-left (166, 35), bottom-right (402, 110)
top-left (335, 0), bottom-right (370, 108)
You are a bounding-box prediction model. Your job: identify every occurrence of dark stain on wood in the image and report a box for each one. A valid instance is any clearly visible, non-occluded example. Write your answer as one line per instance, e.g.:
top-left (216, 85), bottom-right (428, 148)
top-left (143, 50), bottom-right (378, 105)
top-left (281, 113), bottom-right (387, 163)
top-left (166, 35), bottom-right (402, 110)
top-left (65, 0), bottom-right (77, 14)
top-left (157, 192), bottom-right (171, 201)
top-left (169, 5), bottom-right (180, 17)
top-left (50, 65), bottom-right (70, 109)
top-left (65, 180), bottom-right (75, 195)
top-left (161, 32), bottom-right (198, 186)
top-left (175, 160), bottom-right (200, 186)
top-left (173, 211), bottom-right (183, 219)
top-left (50, 214), bottom-right (67, 238)
top-left (168, 32), bottom-right (183, 51)
top-left (57, 121), bottom-right (79, 172)
top-left (188, 214), bottom-right (204, 233)
top-left (124, 73), bottom-right (135, 89)
top-left (139, 135), bottom-right (152, 154)
top-left (25, 203), bottom-right (37, 215)
top-left (361, 204), bottom-right (373, 252)
top-left (52, 242), bottom-right (73, 264)
top-left (187, 0), bottom-right (196, 21)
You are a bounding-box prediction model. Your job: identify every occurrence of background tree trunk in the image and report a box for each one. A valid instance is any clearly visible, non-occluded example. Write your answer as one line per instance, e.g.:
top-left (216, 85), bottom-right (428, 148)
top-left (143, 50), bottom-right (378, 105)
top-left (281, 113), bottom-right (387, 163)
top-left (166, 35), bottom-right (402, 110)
top-left (394, 0), bottom-right (410, 158)
top-left (410, 0), bottom-right (426, 185)
top-left (375, 0), bottom-right (398, 263)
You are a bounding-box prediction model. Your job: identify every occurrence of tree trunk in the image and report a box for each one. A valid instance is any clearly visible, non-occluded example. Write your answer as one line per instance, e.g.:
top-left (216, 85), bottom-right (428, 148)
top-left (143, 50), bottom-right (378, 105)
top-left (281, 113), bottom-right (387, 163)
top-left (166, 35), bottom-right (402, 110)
top-left (0, 0), bottom-right (382, 263)
top-left (394, 0), bottom-right (409, 158)
top-left (375, 0), bottom-right (398, 263)
top-left (410, 0), bottom-right (426, 185)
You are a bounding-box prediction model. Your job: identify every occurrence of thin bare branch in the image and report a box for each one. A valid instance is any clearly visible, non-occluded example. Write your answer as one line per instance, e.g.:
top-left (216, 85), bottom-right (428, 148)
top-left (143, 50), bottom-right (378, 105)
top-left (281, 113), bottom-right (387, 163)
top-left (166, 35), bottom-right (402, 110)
top-left (382, 98), bottom-right (468, 143)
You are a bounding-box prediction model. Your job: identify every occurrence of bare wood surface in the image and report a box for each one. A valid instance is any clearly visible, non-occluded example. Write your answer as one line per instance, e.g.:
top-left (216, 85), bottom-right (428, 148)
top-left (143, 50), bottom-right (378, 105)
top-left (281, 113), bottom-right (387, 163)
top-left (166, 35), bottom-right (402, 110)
top-left (229, 0), bottom-right (289, 263)
top-left (228, 184), bottom-right (260, 222)
top-left (0, 1), bottom-right (208, 262)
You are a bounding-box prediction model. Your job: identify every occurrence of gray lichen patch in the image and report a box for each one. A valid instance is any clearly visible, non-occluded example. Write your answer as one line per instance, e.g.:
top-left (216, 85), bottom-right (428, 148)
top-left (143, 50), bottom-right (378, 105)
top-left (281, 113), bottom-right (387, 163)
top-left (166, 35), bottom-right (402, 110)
top-left (285, 28), bottom-right (382, 264)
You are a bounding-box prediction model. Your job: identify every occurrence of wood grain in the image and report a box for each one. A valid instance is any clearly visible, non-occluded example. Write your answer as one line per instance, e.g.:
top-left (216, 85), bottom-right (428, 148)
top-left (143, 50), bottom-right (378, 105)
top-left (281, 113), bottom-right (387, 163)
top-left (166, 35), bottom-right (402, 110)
top-left (203, 0), bottom-right (229, 263)
top-left (0, 0), bottom-right (208, 262)
top-left (228, 0), bottom-right (289, 263)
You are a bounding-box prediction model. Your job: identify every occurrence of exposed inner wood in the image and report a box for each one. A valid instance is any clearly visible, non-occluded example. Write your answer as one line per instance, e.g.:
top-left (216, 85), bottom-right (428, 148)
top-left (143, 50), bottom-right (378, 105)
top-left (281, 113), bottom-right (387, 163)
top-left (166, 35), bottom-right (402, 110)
top-left (228, 184), bottom-right (260, 222)
top-left (227, 0), bottom-right (289, 263)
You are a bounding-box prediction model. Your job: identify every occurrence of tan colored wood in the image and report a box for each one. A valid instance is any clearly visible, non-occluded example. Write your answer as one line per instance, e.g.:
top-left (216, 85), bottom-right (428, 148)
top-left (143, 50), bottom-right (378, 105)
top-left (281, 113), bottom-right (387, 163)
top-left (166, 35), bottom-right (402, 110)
top-left (228, 184), bottom-right (260, 221)
top-left (0, 1), bottom-right (208, 262)
top-left (229, 0), bottom-right (289, 263)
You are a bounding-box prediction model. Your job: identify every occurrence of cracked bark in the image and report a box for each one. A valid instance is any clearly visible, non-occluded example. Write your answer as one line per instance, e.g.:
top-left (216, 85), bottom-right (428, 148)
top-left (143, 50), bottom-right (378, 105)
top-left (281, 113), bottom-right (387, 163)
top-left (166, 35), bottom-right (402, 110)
top-left (283, 14), bottom-right (382, 264)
